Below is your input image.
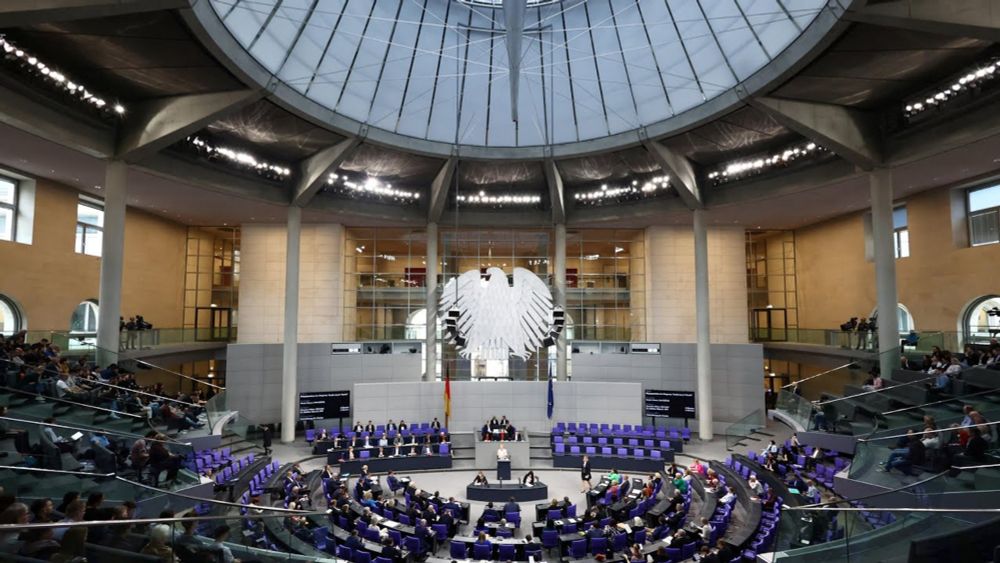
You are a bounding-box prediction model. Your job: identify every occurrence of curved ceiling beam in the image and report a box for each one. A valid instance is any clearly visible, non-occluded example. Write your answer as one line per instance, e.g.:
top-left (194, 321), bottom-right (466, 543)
top-left (845, 0), bottom-right (1000, 41)
top-left (0, 0), bottom-right (189, 27)
top-left (292, 137), bottom-right (361, 207)
top-left (643, 140), bottom-right (702, 210)
top-left (115, 89), bottom-right (263, 163)
top-left (750, 96), bottom-right (883, 170)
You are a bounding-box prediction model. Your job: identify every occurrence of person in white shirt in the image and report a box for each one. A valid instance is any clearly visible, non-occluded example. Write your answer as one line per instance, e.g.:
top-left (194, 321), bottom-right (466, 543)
top-left (719, 486), bottom-right (737, 505)
top-left (378, 435), bottom-right (388, 447)
top-left (944, 358), bottom-right (963, 377)
top-left (497, 444), bottom-right (510, 461)
top-left (762, 440), bottom-right (778, 457)
top-left (697, 517), bottom-right (714, 541)
top-left (747, 475), bottom-right (763, 497)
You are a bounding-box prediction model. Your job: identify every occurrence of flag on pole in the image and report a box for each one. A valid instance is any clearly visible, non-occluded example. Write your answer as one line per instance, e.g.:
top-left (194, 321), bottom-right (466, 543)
top-left (444, 367), bottom-right (452, 429)
top-left (547, 366), bottom-right (554, 420)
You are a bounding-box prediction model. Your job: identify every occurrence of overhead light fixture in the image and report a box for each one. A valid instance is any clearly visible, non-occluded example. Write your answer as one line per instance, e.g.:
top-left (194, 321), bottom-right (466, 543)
top-left (904, 57), bottom-right (999, 118)
top-left (0, 35), bottom-right (125, 118)
top-left (614, 247), bottom-right (625, 254)
top-left (583, 254), bottom-right (600, 261)
top-left (456, 192), bottom-right (542, 206)
top-left (573, 175), bottom-right (670, 206)
top-left (186, 136), bottom-right (291, 180)
top-left (707, 141), bottom-right (825, 185)
top-left (355, 245), bottom-right (366, 253)
top-left (327, 173), bottom-right (420, 202)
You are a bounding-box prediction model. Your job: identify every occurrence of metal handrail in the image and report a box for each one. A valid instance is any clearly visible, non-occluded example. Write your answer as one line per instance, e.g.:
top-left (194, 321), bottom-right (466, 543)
top-left (881, 386), bottom-right (1000, 415)
top-left (83, 377), bottom-right (200, 407)
top-left (0, 384), bottom-right (144, 419)
top-left (0, 511), bottom-right (321, 531)
top-left (814, 375), bottom-right (938, 406)
top-left (857, 418), bottom-right (1000, 443)
top-left (781, 362), bottom-right (858, 389)
top-left (0, 415), bottom-right (188, 445)
top-left (0, 465), bottom-right (115, 477)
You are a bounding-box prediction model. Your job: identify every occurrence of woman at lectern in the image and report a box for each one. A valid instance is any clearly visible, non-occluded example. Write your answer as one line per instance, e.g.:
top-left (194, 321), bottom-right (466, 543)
top-left (473, 471), bottom-right (489, 486)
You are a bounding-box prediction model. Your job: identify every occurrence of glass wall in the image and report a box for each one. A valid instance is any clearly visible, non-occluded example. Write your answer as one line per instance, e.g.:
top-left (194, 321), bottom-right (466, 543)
top-left (183, 227), bottom-right (240, 341)
top-left (342, 227), bottom-right (646, 380)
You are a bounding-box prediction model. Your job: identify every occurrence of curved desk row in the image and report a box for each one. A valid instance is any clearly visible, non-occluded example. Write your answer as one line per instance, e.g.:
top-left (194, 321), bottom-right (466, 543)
top-left (553, 453), bottom-right (672, 472)
top-left (466, 482), bottom-right (549, 502)
top-left (336, 453), bottom-right (453, 473)
top-left (709, 460), bottom-right (762, 549)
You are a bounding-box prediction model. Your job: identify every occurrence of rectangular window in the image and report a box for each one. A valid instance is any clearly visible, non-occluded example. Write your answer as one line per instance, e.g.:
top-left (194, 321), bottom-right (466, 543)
top-left (75, 198), bottom-right (104, 257)
top-left (0, 176), bottom-right (17, 242)
top-left (893, 205), bottom-right (909, 258)
top-left (968, 184), bottom-right (1000, 246)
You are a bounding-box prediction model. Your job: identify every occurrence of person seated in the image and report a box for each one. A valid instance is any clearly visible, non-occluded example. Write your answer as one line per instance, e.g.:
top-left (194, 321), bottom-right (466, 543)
top-left (473, 471), bottom-right (489, 486)
top-left (381, 537), bottom-right (401, 562)
top-left (503, 496), bottom-right (520, 514)
top-left (746, 475), bottom-right (763, 498)
top-left (481, 423), bottom-right (492, 441)
top-left (879, 430), bottom-right (925, 475)
top-left (862, 372), bottom-right (884, 391)
top-left (689, 459), bottom-right (706, 476)
top-left (522, 470), bottom-right (538, 486)
top-left (719, 486), bottom-right (736, 505)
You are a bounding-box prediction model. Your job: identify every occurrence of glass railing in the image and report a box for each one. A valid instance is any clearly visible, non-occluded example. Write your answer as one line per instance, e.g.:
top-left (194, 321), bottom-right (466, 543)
top-left (775, 389), bottom-right (815, 431)
top-left (22, 327), bottom-right (235, 354)
top-left (725, 408), bottom-right (765, 451)
top-left (849, 421), bottom-right (1000, 488)
top-left (751, 327), bottom-right (968, 354)
top-left (770, 465), bottom-right (1000, 561)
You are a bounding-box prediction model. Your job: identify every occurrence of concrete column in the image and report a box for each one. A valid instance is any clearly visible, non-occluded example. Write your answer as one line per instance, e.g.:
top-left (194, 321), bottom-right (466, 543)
top-left (280, 206), bottom-right (302, 443)
top-left (554, 224), bottom-right (568, 381)
top-left (870, 169), bottom-right (899, 379)
top-left (693, 209), bottom-right (713, 440)
top-left (96, 160), bottom-right (127, 367)
top-left (424, 222), bottom-right (439, 381)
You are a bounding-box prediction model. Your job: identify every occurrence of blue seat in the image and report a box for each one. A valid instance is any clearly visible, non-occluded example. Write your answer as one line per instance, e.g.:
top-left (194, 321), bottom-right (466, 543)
top-left (473, 542), bottom-right (493, 559)
top-left (374, 558), bottom-right (392, 563)
top-left (450, 541), bottom-right (468, 559)
top-left (547, 509), bottom-right (563, 521)
top-left (313, 526), bottom-right (329, 551)
top-left (337, 546), bottom-right (353, 560)
top-left (590, 537), bottom-right (607, 555)
top-left (665, 547), bottom-right (681, 561)
top-left (498, 544), bottom-right (516, 560)
top-left (542, 529), bottom-right (559, 550)
top-left (612, 532), bottom-right (628, 553)
top-left (570, 539), bottom-right (587, 559)
top-left (566, 504), bottom-right (577, 518)
top-left (354, 551), bottom-right (371, 563)
top-left (681, 543), bottom-right (695, 560)
top-left (305, 428), bottom-right (315, 444)
top-left (403, 536), bottom-right (423, 556)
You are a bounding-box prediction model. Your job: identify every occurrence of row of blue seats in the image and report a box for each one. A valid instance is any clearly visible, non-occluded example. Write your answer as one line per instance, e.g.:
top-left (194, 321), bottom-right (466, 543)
top-left (554, 443), bottom-right (668, 460)
top-left (553, 422), bottom-right (692, 440)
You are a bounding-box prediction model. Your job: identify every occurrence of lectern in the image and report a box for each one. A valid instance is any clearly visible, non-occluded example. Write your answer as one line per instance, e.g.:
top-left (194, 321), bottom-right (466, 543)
top-left (497, 459), bottom-right (511, 482)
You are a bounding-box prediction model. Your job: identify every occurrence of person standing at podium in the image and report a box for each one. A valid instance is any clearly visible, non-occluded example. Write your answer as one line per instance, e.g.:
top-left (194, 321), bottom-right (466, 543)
top-left (497, 444), bottom-right (510, 461)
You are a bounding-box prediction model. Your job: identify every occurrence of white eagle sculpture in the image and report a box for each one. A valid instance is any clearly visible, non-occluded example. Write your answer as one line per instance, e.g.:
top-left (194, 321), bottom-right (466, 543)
top-left (439, 266), bottom-right (554, 360)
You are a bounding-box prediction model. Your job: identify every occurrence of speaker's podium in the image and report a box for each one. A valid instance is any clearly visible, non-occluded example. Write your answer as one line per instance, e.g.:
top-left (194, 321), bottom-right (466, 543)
top-left (496, 459), bottom-right (511, 482)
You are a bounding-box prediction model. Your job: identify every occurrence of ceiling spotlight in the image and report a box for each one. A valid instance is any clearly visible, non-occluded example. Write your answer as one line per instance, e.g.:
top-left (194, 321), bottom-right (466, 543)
top-left (113, 104), bottom-right (125, 114)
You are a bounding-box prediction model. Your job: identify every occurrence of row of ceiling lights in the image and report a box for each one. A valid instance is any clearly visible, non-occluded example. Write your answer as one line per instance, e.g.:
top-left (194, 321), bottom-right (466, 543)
top-left (904, 57), bottom-right (999, 118)
top-left (573, 175), bottom-right (671, 206)
top-left (327, 173), bottom-right (420, 201)
top-left (0, 35), bottom-right (125, 117)
top-left (706, 141), bottom-right (824, 185)
top-left (456, 192), bottom-right (542, 205)
top-left (187, 136), bottom-right (291, 180)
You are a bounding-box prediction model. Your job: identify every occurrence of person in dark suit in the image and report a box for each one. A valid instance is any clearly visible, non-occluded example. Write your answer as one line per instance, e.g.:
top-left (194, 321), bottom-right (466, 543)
top-left (381, 537), bottom-right (401, 562)
top-left (386, 419), bottom-right (397, 432)
top-left (364, 420), bottom-right (376, 433)
top-left (581, 455), bottom-right (593, 492)
top-left (398, 420), bottom-right (408, 431)
top-left (430, 417), bottom-right (442, 430)
top-left (261, 424), bottom-right (273, 455)
top-left (353, 421), bottom-right (364, 433)
top-left (523, 534), bottom-right (540, 553)
top-left (503, 497), bottom-right (520, 515)
top-left (345, 530), bottom-right (364, 551)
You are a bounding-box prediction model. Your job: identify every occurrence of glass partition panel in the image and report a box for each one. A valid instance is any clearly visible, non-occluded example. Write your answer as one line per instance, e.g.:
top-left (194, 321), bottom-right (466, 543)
top-left (725, 408), bottom-right (765, 451)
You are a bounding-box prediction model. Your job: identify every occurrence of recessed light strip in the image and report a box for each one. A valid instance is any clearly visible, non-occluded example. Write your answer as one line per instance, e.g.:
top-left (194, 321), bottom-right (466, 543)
top-left (707, 142), bottom-right (824, 185)
top-left (456, 192), bottom-right (542, 205)
top-left (0, 35), bottom-right (125, 116)
top-left (327, 173), bottom-right (420, 201)
top-left (904, 58), bottom-right (999, 118)
top-left (187, 136), bottom-right (291, 179)
top-left (573, 175), bottom-right (670, 205)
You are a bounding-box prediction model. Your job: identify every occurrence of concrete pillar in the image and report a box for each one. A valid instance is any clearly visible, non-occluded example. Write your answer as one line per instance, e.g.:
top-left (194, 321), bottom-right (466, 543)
top-left (870, 169), bottom-right (899, 379)
top-left (554, 224), bottom-right (568, 381)
top-left (425, 222), bottom-right (439, 381)
top-left (693, 209), bottom-right (713, 440)
top-left (280, 206), bottom-right (302, 443)
top-left (96, 160), bottom-right (127, 367)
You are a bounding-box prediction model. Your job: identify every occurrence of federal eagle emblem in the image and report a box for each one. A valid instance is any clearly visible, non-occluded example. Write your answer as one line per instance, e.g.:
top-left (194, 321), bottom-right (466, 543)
top-left (439, 267), bottom-right (563, 360)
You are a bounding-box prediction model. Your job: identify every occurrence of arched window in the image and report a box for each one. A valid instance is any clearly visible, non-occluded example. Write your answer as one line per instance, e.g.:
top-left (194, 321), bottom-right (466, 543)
top-left (868, 304), bottom-right (914, 334)
top-left (70, 300), bottom-right (99, 334)
top-left (0, 295), bottom-right (24, 335)
top-left (962, 295), bottom-right (1000, 343)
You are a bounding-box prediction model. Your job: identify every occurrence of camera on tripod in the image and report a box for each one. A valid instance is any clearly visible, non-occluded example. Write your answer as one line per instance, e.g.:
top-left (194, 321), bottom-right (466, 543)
top-left (840, 317), bottom-right (858, 331)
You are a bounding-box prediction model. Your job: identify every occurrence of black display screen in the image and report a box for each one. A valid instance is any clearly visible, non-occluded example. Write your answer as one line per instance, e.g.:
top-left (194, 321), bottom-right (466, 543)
top-left (298, 391), bottom-right (351, 421)
top-left (644, 389), bottom-right (696, 418)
